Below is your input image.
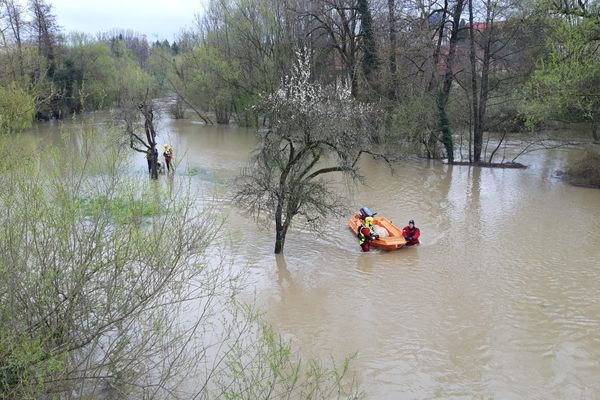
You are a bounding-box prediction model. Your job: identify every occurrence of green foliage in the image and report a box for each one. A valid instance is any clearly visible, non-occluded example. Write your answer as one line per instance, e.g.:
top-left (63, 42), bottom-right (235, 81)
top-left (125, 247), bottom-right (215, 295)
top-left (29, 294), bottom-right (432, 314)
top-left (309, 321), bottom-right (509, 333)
top-left (0, 15), bottom-right (152, 120)
top-left (189, 45), bottom-right (240, 119)
top-left (525, 14), bottom-right (600, 137)
top-left (147, 43), bottom-right (173, 92)
top-left (55, 38), bottom-right (153, 113)
top-left (0, 84), bottom-right (34, 133)
top-left (358, 0), bottom-right (378, 79)
top-left (387, 93), bottom-right (437, 152)
top-left (163, 44), bottom-right (241, 122)
top-left (192, 0), bottom-right (296, 125)
top-left (76, 194), bottom-right (163, 224)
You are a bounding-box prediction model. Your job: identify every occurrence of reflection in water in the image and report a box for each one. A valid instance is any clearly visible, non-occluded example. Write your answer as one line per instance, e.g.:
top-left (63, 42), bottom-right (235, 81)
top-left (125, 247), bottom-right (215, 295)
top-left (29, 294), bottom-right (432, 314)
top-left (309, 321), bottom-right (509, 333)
top-left (275, 255), bottom-right (295, 290)
top-left (27, 118), bottom-right (600, 399)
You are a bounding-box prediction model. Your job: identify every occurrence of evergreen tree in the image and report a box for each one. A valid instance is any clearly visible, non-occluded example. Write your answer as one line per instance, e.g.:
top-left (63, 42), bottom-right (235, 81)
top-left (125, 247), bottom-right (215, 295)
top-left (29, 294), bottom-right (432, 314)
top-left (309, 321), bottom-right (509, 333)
top-left (358, 0), bottom-right (378, 80)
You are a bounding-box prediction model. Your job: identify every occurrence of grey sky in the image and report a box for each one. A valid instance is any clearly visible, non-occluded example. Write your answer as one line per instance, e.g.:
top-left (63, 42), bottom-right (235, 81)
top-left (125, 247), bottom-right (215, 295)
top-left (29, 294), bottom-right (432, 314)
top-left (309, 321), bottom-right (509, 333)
top-left (36, 0), bottom-right (206, 41)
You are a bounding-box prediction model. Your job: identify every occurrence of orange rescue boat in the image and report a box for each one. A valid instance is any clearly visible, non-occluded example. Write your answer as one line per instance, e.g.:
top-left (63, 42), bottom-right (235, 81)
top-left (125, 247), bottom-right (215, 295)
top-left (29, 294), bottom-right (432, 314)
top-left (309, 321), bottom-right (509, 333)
top-left (348, 216), bottom-right (407, 251)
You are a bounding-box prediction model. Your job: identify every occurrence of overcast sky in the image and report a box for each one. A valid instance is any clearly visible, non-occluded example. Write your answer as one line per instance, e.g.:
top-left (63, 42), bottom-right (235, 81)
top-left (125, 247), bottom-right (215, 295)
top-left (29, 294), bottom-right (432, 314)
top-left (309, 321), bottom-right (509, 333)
top-left (30, 0), bottom-right (207, 41)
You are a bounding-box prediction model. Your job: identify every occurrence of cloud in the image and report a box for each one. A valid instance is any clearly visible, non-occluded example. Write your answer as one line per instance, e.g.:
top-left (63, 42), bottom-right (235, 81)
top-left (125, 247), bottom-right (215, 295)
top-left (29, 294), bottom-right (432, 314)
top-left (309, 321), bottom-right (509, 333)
top-left (37, 0), bottom-right (206, 40)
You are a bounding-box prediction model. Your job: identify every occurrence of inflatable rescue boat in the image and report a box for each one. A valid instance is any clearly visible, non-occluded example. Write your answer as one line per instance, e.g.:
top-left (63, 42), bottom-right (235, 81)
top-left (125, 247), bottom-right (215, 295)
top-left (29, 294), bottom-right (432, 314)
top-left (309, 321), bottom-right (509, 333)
top-left (348, 215), bottom-right (406, 251)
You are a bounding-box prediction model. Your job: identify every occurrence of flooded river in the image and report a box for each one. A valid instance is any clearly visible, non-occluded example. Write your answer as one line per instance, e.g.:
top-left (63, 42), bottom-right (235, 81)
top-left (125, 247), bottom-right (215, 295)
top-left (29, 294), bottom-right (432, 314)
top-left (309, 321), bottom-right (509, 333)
top-left (32, 117), bottom-right (600, 399)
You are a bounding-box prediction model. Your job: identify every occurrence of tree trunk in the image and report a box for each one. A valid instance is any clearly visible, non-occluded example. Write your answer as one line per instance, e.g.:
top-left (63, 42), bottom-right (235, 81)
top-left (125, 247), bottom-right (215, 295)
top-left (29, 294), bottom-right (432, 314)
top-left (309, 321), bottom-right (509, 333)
top-left (274, 223), bottom-right (288, 254)
top-left (437, 91), bottom-right (454, 163)
top-left (350, 66), bottom-right (359, 98)
top-left (592, 118), bottom-right (599, 143)
top-left (358, 0), bottom-right (378, 85)
top-left (435, 0), bottom-right (465, 163)
top-left (387, 0), bottom-right (397, 100)
top-left (474, 1), bottom-right (492, 163)
top-left (274, 201), bottom-right (289, 254)
top-left (150, 148), bottom-right (158, 180)
top-left (215, 107), bottom-right (230, 124)
top-left (468, 0), bottom-right (479, 163)
top-left (441, 0), bottom-right (465, 98)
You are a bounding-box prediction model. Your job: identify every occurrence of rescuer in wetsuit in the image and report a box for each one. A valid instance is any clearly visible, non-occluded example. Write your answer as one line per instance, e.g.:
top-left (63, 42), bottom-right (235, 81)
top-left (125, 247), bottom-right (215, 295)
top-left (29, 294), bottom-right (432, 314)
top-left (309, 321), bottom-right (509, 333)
top-left (402, 219), bottom-right (420, 246)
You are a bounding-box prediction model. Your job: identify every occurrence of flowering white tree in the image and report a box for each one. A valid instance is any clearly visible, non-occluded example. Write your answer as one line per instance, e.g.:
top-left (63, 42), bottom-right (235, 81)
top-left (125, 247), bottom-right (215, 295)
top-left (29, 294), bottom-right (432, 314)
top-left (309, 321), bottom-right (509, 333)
top-left (236, 52), bottom-right (386, 254)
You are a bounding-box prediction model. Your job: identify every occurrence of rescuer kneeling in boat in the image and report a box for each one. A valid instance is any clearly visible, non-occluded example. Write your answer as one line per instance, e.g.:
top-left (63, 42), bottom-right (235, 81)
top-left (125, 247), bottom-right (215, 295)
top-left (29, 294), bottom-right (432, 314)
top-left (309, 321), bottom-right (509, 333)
top-left (358, 216), bottom-right (379, 252)
top-left (402, 220), bottom-right (420, 246)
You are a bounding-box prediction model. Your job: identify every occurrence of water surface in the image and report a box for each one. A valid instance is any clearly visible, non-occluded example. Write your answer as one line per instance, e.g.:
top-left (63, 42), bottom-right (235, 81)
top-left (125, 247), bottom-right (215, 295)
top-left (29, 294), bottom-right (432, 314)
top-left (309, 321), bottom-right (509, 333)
top-left (31, 117), bottom-right (600, 399)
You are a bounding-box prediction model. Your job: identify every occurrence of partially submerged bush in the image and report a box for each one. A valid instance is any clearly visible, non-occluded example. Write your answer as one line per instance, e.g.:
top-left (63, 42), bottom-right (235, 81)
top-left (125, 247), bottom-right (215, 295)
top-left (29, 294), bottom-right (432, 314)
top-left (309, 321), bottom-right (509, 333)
top-left (565, 146), bottom-right (600, 188)
top-left (0, 131), bottom-right (223, 398)
top-left (0, 130), bottom-right (362, 399)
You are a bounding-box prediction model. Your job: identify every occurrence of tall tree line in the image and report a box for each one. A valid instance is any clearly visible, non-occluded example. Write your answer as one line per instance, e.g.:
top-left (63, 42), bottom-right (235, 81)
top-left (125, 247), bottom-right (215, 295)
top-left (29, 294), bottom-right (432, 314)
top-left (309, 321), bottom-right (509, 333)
top-left (0, 0), bottom-right (152, 130)
top-left (3, 0), bottom-right (598, 156)
top-left (159, 0), bottom-right (597, 161)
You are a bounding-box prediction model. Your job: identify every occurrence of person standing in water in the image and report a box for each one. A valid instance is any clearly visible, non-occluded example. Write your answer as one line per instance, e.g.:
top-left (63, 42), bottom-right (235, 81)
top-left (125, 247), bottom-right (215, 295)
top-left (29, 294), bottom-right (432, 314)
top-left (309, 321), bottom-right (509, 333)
top-left (358, 216), bottom-right (379, 252)
top-left (163, 144), bottom-right (173, 173)
top-left (402, 219), bottom-right (420, 245)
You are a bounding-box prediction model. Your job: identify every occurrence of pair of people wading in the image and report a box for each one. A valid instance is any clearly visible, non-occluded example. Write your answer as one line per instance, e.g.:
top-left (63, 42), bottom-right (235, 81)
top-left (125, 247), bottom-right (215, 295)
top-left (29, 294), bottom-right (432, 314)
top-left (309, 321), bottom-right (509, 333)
top-left (146, 144), bottom-right (174, 175)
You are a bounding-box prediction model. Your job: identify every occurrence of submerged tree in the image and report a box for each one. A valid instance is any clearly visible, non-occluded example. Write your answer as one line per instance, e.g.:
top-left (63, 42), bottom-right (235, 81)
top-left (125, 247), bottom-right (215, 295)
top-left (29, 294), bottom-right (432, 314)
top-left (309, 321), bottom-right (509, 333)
top-left (125, 99), bottom-right (160, 179)
top-left (236, 52), bottom-right (385, 254)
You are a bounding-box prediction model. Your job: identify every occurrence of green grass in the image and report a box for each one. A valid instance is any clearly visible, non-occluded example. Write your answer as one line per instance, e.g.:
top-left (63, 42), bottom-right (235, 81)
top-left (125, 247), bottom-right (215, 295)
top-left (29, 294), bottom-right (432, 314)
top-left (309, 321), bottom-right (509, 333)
top-left (76, 195), bottom-right (163, 223)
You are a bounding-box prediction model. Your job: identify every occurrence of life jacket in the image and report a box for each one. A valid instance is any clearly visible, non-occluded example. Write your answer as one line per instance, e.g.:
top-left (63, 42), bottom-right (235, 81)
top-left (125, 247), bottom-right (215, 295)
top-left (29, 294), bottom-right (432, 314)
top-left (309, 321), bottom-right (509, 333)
top-left (357, 224), bottom-right (374, 244)
top-left (357, 224), bottom-right (365, 237)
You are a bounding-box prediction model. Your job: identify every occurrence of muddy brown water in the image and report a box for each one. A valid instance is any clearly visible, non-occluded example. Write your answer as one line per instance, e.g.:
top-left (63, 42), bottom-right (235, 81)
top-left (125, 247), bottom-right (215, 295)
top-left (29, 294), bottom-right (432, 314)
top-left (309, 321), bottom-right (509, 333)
top-left (29, 117), bottom-right (600, 399)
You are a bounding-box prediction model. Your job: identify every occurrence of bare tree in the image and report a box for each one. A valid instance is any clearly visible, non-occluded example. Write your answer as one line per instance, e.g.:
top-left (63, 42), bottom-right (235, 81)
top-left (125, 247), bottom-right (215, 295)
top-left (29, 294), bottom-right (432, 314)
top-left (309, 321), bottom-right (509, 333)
top-left (304, 0), bottom-right (362, 96)
top-left (0, 0), bottom-right (26, 82)
top-left (125, 99), bottom-right (160, 179)
top-left (28, 0), bottom-right (57, 67)
top-left (460, 0), bottom-right (537, 163)
top-left (235, 51), bottom-right (386, 254)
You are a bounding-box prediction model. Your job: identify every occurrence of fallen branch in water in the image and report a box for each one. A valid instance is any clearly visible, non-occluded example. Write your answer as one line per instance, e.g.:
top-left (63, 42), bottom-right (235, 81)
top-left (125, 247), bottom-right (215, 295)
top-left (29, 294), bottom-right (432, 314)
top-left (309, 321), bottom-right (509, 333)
top-left (510, 138), bottom-right (584, 163)
top-left (451, 160), bottom-right (528, 169)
